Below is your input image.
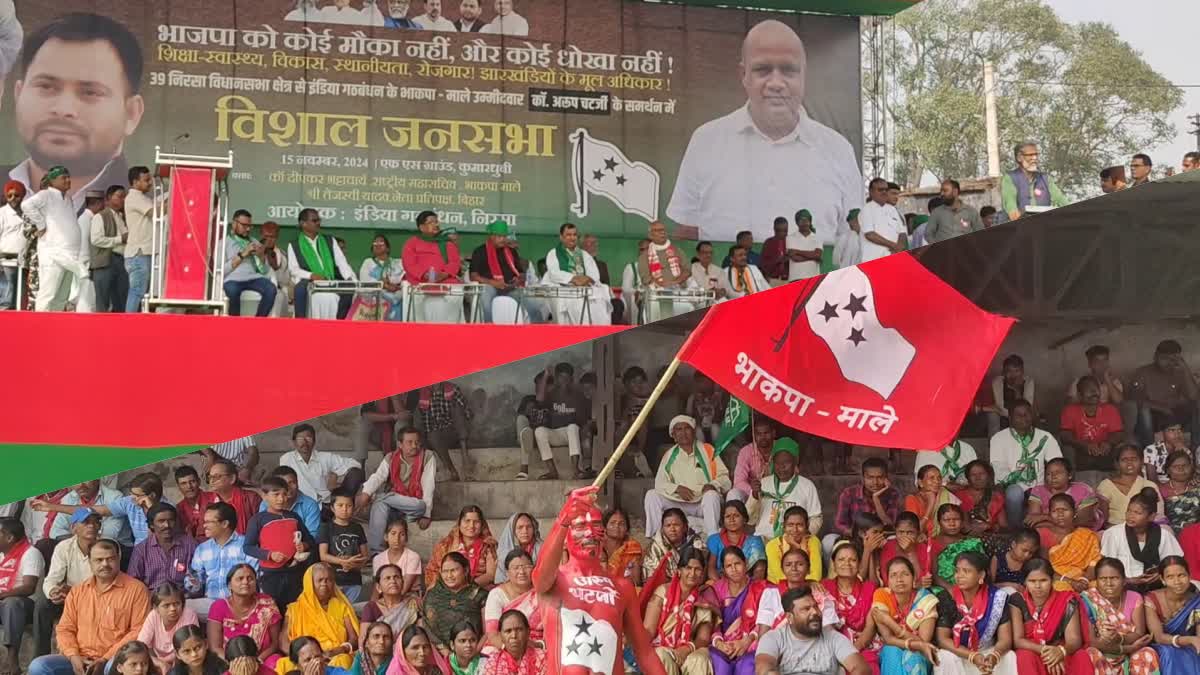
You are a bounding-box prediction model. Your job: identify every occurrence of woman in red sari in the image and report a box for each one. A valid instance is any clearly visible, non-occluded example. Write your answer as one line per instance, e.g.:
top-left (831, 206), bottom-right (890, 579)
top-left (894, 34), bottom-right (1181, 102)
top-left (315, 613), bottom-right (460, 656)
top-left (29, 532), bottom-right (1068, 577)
top-left (822, 540), bottom-right (881, 673)
top-left (425, 506), bottom-right (498, 590)
top-left (1010, 558), bottom-right (1093, 675)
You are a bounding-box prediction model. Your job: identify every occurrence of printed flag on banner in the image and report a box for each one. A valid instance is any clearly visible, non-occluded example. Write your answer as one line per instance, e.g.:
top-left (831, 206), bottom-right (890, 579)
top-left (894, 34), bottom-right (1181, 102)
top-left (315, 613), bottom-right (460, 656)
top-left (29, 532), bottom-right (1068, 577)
top-left (569, 128), bottom-right (660, 221)
top-left (714, 397), bottom-right (749, 454)
top-left (678, 253), bottom-right (1015, 450)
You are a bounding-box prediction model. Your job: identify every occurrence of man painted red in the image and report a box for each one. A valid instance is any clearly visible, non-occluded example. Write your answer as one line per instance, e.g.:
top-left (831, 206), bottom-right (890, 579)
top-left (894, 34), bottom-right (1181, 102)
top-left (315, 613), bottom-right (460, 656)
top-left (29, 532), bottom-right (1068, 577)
top-left (534, 486), bottom-right (666, 675)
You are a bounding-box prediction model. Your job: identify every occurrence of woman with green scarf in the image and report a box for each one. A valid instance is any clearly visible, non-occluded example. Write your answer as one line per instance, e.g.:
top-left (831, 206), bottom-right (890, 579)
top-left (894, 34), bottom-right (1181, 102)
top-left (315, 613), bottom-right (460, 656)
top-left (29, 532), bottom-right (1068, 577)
top-left (447, 621), bottom-right (484, 675)
top-left (352, 622), bottom-right (396, 675)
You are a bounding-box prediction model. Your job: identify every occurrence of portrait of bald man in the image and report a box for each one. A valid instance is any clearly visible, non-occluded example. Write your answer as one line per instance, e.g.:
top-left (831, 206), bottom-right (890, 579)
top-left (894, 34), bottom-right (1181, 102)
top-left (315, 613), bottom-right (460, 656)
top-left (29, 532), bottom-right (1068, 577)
top-left (666, 19), bottom-right (863, 248)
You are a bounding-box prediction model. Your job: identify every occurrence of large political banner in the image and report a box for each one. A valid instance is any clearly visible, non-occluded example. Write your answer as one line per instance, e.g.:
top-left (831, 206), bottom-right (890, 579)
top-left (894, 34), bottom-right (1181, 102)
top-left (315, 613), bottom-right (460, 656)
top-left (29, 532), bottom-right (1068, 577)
top-left (0, 0), bottom-right (861, 242)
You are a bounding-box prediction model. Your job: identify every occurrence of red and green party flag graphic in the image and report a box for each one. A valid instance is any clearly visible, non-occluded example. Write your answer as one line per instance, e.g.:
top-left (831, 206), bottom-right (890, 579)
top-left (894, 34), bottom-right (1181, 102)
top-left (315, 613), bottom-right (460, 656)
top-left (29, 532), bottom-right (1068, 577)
top-left (0, 312), bottom-right (624, 504)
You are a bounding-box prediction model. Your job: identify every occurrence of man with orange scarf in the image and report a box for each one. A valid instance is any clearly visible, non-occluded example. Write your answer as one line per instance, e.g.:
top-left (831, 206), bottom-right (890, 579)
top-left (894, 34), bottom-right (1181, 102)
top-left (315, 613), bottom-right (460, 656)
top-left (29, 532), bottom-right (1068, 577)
top-left (535, 486), bottom-right (668, 675)
top-left (357, 427), bottom-right (436, 553)
top-left (469, 219), bottom-right (545, 323)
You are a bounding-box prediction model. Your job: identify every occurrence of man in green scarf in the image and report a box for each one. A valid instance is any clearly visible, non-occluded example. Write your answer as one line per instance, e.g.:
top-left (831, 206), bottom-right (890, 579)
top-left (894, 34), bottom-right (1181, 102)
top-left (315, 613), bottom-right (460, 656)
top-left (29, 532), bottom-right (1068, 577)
top-left (754, 438), bottom-right (822, 538)
top-left (286, 207), bottom-right (354, 318)
top-left (222, 209), bottom-right (278, 316)
top-left (542, 223), bottom-right (612, 325)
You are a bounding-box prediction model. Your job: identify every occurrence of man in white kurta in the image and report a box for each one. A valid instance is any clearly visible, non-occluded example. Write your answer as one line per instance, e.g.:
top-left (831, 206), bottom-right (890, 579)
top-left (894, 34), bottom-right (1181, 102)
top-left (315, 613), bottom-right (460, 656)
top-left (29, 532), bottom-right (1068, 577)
top-left (666, 20), bottom-right (862, 247)
top-left (718, 245), bottom-right (769, 300)
top-left (644, 415), bottom-right (730, 537)
top-left (753, 439), bottom-right (823, 539)
top-left (542, 223), bottom-right (611, 325)
top-left (858, 178), bottom-right (907, 263)
top-left (70, 191), bottom-right (105, 312)
top-left (286, 209), bottom-right (356, 319)
top-left (620, 238), bottom-right (649, 324)
top-left (912, 440), bottom-right (978, 488)
top-left (989, 400), bottom-right (1062, 529)
top-left (23, 167), bottom-right (88, 311)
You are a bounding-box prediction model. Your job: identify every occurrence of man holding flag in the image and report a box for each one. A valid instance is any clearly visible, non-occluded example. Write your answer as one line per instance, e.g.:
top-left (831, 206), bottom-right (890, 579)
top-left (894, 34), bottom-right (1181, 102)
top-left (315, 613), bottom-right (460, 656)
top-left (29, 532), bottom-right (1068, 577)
top-left (643, 415), bottom-right (730, 538)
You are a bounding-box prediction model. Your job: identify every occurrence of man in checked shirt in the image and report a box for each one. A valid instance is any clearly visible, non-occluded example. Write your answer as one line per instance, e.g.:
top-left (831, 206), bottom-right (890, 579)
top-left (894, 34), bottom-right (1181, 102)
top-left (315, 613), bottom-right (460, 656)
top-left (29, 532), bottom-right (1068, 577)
top-left (407, 382), bottom-right (472, 482)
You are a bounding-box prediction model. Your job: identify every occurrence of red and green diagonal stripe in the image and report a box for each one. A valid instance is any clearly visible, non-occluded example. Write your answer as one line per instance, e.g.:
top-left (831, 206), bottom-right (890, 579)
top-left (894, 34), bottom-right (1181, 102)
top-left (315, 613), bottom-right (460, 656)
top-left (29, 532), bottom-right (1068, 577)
top-left (0, 312), bottom-right (625, 504)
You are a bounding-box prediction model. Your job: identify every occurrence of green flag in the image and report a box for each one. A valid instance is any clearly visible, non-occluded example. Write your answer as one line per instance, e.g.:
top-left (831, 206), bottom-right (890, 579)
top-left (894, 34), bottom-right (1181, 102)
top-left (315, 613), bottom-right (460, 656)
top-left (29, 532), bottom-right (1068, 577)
top-left (714, 397), bottom-right (750, 454)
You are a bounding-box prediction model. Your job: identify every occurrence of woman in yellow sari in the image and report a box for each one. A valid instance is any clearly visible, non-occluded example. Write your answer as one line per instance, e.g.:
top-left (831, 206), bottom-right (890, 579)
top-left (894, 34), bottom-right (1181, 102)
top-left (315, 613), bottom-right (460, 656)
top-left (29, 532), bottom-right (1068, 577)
top-left (277, 564), bottom-right (361, 674)
top-left (1039, 493), bottom-right (1101, 592)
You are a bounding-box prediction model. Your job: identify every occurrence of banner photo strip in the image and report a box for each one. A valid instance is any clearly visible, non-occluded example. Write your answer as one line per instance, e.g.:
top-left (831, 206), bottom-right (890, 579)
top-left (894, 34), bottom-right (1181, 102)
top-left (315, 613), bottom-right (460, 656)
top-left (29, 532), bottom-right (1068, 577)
top-left (0, 1), bottom-right (861, 244)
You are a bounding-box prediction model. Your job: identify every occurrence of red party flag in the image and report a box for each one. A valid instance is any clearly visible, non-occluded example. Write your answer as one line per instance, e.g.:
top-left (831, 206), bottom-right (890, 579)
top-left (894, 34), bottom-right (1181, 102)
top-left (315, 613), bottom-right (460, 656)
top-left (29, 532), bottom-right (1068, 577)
top-left (678, 253), bottom-right (1014, 450)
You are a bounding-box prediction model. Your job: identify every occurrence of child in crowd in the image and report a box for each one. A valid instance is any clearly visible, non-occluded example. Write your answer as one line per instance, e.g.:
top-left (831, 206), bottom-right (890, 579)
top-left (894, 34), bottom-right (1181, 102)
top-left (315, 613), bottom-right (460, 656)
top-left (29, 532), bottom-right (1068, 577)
top-left (372, 518), bottom-right (423, 596)
top-left (244, 476), bottom-right (314, 612)
top-left (224, 636), bottom-right (275, 675)
top-left (138, 583), bottom-right (199, 672)
top-left (615, 366), bottom-right (654, 478)
top-left (765, 506), bottom-right (823, 583)
top-left (318, 489), bottom-right (369, 602)
top-left (879, 512), bottom-right (930, 588)
top-left (990, 527), bottom-right (1040, 590)
top-left (849, 512), bottom-right (887, 585)
top-left (170, 624), bottom-right (227, 675)
top-left (111, 641), bottom-right (162, 675)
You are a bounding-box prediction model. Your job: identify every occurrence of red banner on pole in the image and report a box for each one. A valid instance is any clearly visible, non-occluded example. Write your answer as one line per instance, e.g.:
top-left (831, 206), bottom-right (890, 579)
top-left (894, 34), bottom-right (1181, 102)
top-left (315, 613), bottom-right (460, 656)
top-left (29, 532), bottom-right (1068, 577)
top-left (679, 254), bottom-right (1014, 450)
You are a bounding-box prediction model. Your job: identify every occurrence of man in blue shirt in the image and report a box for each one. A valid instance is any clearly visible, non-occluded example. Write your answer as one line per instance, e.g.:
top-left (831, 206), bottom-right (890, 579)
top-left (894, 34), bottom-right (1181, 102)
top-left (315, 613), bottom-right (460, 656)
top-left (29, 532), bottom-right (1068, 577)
top-left (185, 502), bottom-right (257, 619)
top-left (257, 465), bottom-right (322, 538)
top-left (35, 473), bottom-right (167, 550)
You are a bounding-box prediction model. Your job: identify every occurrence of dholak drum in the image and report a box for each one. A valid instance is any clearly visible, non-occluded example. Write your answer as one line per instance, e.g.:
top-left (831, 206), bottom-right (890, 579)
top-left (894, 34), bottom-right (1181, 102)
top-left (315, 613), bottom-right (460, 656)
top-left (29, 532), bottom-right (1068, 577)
top-left (491, 295), bottom-right (524, 325)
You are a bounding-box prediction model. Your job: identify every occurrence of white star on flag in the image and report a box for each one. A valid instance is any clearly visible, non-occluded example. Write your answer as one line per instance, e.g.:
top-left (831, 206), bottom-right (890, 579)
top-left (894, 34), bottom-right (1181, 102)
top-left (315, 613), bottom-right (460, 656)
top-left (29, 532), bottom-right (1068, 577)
top-left (804, 264), bottom-right (916, 399)
top-left (569, 128), bottom-right (660, 222)
top-left (559, 607), bottom-right (617, 675)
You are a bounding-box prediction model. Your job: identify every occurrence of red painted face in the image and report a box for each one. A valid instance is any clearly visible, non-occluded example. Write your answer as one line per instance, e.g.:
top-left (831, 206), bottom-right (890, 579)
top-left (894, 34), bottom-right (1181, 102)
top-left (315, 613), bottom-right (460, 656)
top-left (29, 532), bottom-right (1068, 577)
top-left (567, 507), bottom-right (605, 560)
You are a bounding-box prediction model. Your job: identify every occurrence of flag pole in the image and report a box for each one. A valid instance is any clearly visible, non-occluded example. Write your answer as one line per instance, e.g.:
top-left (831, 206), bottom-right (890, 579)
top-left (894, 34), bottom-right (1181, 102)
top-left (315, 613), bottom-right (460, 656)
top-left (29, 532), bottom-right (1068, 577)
top-left (592, 355), bottom-right (682, 488)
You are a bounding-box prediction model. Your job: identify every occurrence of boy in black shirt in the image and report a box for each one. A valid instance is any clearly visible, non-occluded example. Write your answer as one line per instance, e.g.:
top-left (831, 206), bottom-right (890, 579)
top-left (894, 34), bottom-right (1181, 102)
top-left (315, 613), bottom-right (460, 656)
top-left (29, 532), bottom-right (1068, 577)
top-left (244, 476), bottom-right (315, 612)
top-left (318, 490), bottom-right (369, 602)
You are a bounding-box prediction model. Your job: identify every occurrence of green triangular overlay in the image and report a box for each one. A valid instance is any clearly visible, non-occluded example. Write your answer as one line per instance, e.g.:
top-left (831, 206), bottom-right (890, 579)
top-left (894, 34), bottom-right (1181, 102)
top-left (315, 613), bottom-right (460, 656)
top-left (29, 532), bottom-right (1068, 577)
top-left (714, 398), bottom-right (750, 454)
top-left (0, 445), bottom-right (204, 504)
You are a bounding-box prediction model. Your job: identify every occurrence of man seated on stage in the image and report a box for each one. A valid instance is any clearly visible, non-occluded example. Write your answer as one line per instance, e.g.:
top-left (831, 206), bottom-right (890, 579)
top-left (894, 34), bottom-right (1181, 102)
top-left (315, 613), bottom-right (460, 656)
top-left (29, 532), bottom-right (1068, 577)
top-left (719, 244), bottom-right (769, 299)
top-left (620, 238), bottom-right (650, 324)
top-left (259, 221), bottom-right (291, 316)
top-left (223, 209), bottom-right (277, 317)
top-left (278, 424), bottom-right (365, 508)
top-left (543, 223), bottom-right (612, 325)
top-left (691, 241), bottom-right (725, 299)
top-left (468, 219), bottom-right (544, 323)
top-left (401, 210), bottom-right (464, 322)
top-left (356, 427), bottom-right (436, 553)
top-left (287, 208), bottom-right (355, 319)
top-left (644, 415), bottom-right (730, 538)
top-left (582, 233), bottom-right (624, 324)
top-left (637, 220), bottom-right (697, 322)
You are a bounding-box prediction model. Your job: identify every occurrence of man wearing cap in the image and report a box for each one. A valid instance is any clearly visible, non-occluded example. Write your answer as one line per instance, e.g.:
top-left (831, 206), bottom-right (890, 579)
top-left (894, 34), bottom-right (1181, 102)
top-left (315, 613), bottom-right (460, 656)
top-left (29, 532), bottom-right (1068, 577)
top-left (0, 517), bottom-right (44, 672)
top-left (785, 209), bottom-right (821, 281)
top-left (45, 480), bottom-right (130, 551)
top-left (468, 219), bottom-right (544, 323)
top-left (833, 208), bottom-right (861, 269)
top-left (27, 539), bottom-right (150, 675)
top-left (22, 166), bottom-right (88, 311)
top-left (33, 509), bottom-right (99, 658)
top-left (644, 415), bottom-right (731, 537)
top-left (88, 185), bottom-right (129, 313)
top-left (34, 473), bottom-right (166, 548)
top-left (752, 438), bottom-right (822, 539)
top-left (925, 179), bottom-right (983, 245)
top-left (71, 189), bottom-right (105, 312)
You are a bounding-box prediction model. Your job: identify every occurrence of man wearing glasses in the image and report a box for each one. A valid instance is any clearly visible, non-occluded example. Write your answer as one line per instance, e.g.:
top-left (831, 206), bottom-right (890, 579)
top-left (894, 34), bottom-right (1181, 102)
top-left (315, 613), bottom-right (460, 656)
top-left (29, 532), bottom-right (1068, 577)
top-left (205, 459), bottom-right (262, 535)
top-left (1130, 153), bottom-right (1154, 186)
top-left (1001, 141), bottom-right (1068, 221)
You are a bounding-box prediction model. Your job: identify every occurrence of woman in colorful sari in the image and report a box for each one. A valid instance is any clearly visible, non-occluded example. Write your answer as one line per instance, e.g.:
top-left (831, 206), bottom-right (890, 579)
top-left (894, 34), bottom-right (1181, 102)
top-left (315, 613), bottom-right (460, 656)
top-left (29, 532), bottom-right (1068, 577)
top-left (481, 611), bottom-right (544, 675)
top-left (1100, 488), bottom-right (1183, 594)
top-left (932, 551), bottom-right (1018, 675)
top-left (1037, 493), bottom-right (1101, 592)
top-left (705, 501), bottom-right (766, 582)
top-left (493, 514), bottom-right (541, 584)
top-left (705, 546), bottom-right (767, 675)
top-left (361, 565), bottom-right (420, 641)
top-left (352, 235), bottom-right (404, 321)
top-left (954, 461), bottom-right (1008, 555)
top-left (1080, 556), bottom-right (1161, 675)
top-left (1009, 558), bottom-right (1093, 675)
top-left (447, 622), bottom-right (483, 675)
top-left (907, 465), bottom-right (963, 539)
top-left (873, 557), bottom-right (940, 675)
top-left (483, 551), bottom-right (540, 656)
top-left (385, 626), bottom-right (451, 675)
top-left (1146, 555), bottom-right (1200, 673)
top-left (207, 564), bottom-right (283, 669)
top-left (602, 508), bottom-right (643, 586)
top-left (1025, 458), bottom-right (1102, 531)
top-left (351, 623), bottom-right (395, 675)
top-left (425, 506), bottom-right (498, 590)
top-left (928, 505), bottom-right (986, 593)
top-left (642, 548), bottom-right (714, 675)
top-left (1157, 451), bottom-right (1200, 532)
top-left (641, 508), bottom-right (706, 610)
top-left (822, 540), bottom-right (881, 673)
top-left (422, 552), bottom-right (487, 659)
top-left (277, 564), bottom-right (360, 674)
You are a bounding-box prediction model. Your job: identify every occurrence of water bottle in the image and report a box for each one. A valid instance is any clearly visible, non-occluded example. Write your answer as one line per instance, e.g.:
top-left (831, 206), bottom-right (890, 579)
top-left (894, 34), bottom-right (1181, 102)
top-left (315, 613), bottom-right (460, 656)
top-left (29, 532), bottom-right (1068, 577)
top-left (426, 266), bottom-right (436, 282)
top-left (526, 261), bottom-right (538, 286)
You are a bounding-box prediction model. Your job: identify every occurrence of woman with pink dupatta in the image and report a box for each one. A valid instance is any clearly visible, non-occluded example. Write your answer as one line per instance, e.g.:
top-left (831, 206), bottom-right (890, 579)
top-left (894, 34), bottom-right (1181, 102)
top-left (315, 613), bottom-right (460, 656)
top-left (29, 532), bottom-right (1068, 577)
top-left (822, 541), bottom-right (882, 673)
top-left (386, 626), bottom-right (450, 675)
top-left (703, 547), bottom-right (768, 675)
